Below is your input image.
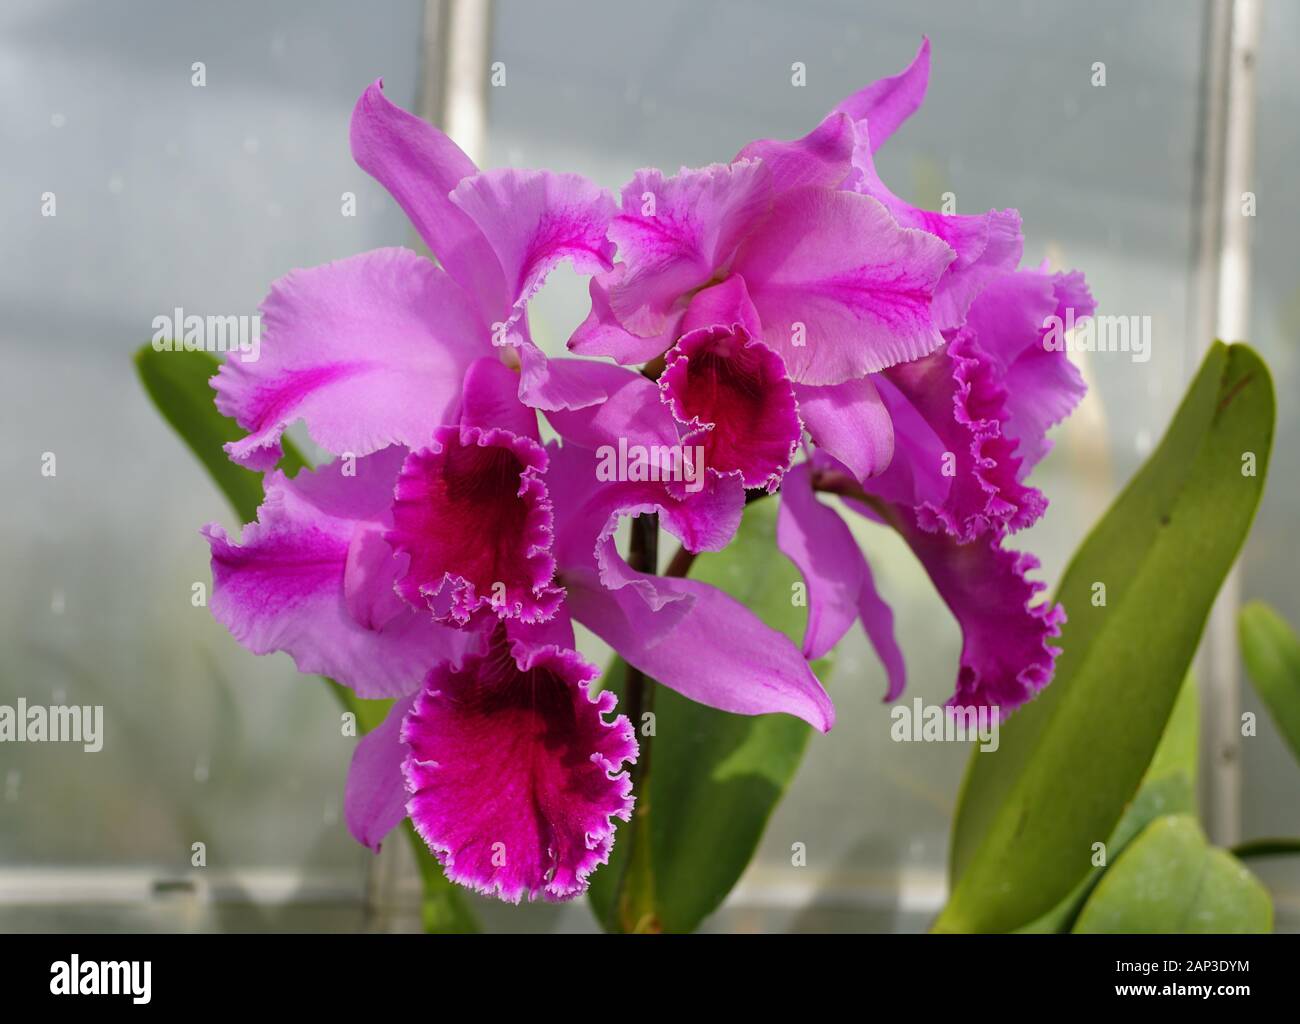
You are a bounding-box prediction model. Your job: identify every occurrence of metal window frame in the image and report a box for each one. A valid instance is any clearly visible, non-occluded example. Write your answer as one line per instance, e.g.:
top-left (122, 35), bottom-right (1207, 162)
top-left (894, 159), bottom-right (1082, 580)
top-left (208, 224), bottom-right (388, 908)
top-left (1193, 0), bottom-right (1260, 848)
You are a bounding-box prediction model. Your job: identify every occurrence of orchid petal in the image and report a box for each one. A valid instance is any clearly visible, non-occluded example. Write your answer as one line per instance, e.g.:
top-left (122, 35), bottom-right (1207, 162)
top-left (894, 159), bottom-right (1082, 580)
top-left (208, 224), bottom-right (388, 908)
top-left (213, 248), bottom-right (488, 469)
top-left (881, 505), bottom-right (1064, 715)
top-left (460, 356), bottom-right (540, 441)
top-left (874, 332), bottom-right (1046, 541)
top-left (661, 323), bottom-right (800, 490)
top-left (860, 374), bottom-right (951, 509)
top-left (450, 168), bottom-right (617, 335)
top-left (388, 425), bottom-right (562, 624)
top-left (795, 376), bottom-right (895, 483)
top-left (403, 634), bottom-right (635, 902)
top-left (350, 79), bottom-right (506, 316)
top-left (604, 161), bottom-right (774, 339)
top-left (777, 463), bottom-right (905, 697)
top-left (733, 188), bottom-right (954, 385)
top-left (852, 143), bottom-right (1023, 331)
top-left (566, 266), bottom-right (682, 365)
top-left (832, 36), bottom-right (931, 153)
top-left (203, 449), bottom-right (469, 698)
top-left (567, 568), bottom-right (835, 731)
top-left (344, 694), bottom-right (415, 851)
top-left (734, 111), bottom-right (861, 194)
top-left (967, 269), bottom-right (1092, 472)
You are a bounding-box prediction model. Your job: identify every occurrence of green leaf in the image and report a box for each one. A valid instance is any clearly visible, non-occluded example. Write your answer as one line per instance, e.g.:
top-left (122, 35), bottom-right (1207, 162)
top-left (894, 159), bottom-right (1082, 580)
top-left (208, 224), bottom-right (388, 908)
top-left (1239, 600), bottom-right (1300, 767)
top-left (404, 825), bottom-right (479, 933)
top-left (134, 343), bottom-right (477, 933)
top-left (323, 679), bottom-right (392, 738)
top-left (1016, 673), bottom-right (1199, 932)
top-left (587, 499), bottom-right (830, 933)
top-left (134, 346), bottom-right (305, 521)
top-left (940, 342), bottom-right (1274, 933)
top-left (1072, 815), bottom-right (1272, 933)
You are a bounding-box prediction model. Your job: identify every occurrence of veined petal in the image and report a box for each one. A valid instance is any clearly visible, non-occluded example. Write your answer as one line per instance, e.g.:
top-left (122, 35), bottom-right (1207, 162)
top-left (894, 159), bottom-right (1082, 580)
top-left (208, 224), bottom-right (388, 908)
top-left (734, 111), bottom-right (861, 194)
top-left (794, 376), bottom-right (895, 484)
top-left (350, 79), bottom-right (507, 317)
top-left (832, 36), bottom-right (931, 153)
top-left (566, 565), bottom-right (835, 732)
top-left (873, 331), bottom-right (1047, 541)
top-left (213, 248), bottom-right (488, 469)
top-left (403, 631), bottom-right (636, 903)
top-left (880, 504), bottom-right (1064, 715)
top-left (388, 425), bottom-right (562, 624)
top-left (605, 160), bottom-right (774, 339)
top-left (566, 266), bottom-right (682, 365)
top-left (852, 143), bottom-right (1023, 331)
top-left (450, 168), bottom-right (617, 337)
top-left (777, 463), bottom-right (905, 697)
top-left (733, 188), bottom-right (954, 385)
top-left (967, 268), bottom-right (1092, 473)
top-left (203, 449), bottom-right (469, 698)
top-left (345, 694), bottom-right (415, 851)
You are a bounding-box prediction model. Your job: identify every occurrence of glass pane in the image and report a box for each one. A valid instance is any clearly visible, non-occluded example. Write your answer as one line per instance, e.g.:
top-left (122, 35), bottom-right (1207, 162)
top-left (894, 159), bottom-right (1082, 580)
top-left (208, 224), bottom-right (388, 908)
top-left (0, 0), bottom-right (425, 929)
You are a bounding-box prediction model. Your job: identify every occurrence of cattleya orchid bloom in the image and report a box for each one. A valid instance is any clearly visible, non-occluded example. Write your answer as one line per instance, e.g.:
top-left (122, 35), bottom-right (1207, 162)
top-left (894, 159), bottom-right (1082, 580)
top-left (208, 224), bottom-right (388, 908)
top-left (202, 39), bottom-right (1092, 902)
top-left (203, 78), bottom-right (829, 903)
top-left (575, 37), bottom-right (1088, 714)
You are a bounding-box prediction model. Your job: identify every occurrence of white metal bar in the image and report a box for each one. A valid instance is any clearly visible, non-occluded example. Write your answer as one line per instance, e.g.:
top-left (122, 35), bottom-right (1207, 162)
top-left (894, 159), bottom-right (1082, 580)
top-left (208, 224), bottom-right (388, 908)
top-left (419, 0), bottom-right (494, 165)
top-left (1197, 0), bottom-right (1261, 846)
top-left (0, 869), bottom-right (363, 906)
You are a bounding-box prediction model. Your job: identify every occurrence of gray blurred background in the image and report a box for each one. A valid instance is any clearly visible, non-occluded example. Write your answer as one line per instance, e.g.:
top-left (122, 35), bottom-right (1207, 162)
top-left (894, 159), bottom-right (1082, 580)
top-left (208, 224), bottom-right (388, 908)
top-left (1, 0), bottom-right (1296, 932)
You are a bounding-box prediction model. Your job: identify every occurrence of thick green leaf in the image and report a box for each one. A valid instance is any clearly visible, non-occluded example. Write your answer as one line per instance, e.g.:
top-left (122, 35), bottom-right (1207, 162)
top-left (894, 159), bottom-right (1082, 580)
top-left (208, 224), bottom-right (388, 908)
top-left (134, 343), bottom-right (477, 933)
top-left (134, 347), bottom-right (304, 521)
top-left (1017, 674), bottom-right (1198, 932)
top-left (1239, 600), bottom-right (1300, 767)
top-left (1073, 815), bottom-right (1272, 933)
top-left (940, 342), bottom-right (1274, 933)
top-left (588, 499), bottom-right (830, 933)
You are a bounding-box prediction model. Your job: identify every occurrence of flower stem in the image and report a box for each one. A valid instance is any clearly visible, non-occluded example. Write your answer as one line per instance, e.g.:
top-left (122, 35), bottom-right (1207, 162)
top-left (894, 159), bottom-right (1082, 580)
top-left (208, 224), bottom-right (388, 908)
top-left (616, 511), bottom-right (661, 932)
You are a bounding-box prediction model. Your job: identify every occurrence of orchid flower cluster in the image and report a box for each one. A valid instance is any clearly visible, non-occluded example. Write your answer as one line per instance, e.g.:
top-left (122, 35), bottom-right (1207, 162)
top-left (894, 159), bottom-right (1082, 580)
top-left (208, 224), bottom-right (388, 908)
top-left (202, 40), bottom-right (1092, 903)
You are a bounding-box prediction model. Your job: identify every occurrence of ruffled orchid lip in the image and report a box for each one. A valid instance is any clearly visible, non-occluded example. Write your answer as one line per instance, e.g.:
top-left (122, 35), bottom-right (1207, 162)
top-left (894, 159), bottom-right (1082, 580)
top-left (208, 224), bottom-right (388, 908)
top-left (926, 534), bottom-right (1065, 718)
top-left (871, 331), bottom-right (1046, 545)
top-left (812, 458), bottom-right (1064, 717)
top-left (659, 322), bottom-right (801, 491)
top-left (402, 626), bottom-right (636, 903)
top-left (387, 424), bottom-right (563, 625)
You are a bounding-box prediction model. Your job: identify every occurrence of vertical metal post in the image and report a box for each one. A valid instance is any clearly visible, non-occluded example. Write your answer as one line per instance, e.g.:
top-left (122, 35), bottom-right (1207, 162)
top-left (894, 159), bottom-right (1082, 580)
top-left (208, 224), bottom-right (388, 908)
top-left (419, 0), bottom-right (495, 165)
top-left (1194, 0), bottom-right (1261, 846)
